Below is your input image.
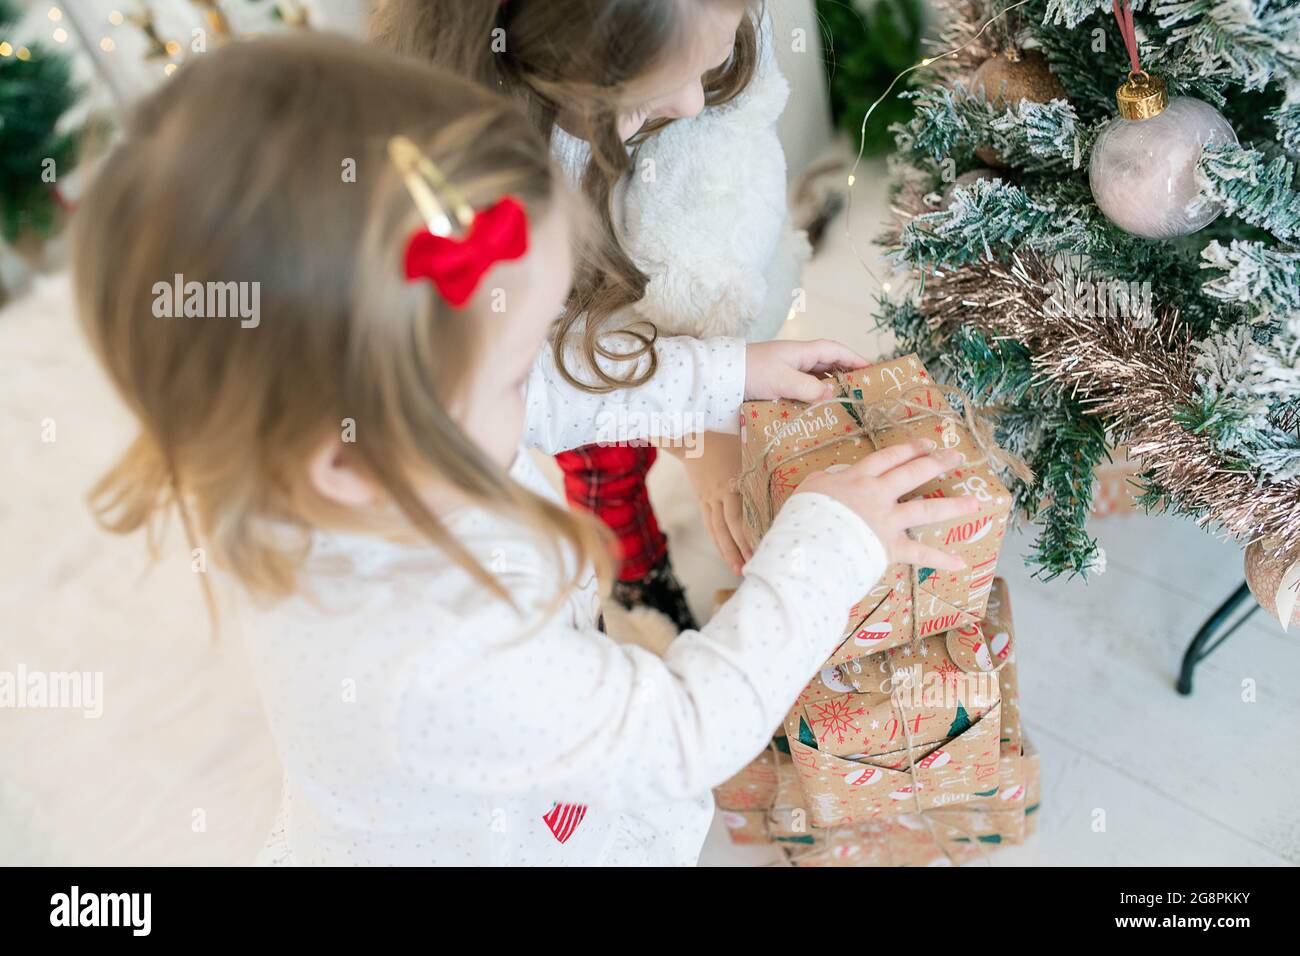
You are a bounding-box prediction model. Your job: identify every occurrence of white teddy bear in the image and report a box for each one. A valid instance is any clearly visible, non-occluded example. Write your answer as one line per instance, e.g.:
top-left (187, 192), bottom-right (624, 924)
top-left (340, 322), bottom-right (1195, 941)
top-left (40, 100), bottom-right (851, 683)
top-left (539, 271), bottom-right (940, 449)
top-left (618, 21), bottom-right (810, 343)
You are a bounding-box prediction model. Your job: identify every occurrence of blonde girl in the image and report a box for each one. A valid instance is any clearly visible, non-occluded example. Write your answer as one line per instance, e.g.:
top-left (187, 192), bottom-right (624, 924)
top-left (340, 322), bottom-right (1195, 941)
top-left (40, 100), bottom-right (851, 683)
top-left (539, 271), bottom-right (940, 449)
top-left (74, 35), bottom-right (975, 865)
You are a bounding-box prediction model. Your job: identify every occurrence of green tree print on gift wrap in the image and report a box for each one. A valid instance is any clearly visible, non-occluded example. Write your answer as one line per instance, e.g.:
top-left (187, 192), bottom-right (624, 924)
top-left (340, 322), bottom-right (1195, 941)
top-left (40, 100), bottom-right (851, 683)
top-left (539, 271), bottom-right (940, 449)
top-left (798, 715), bottom-right (818, 749)
top-left (947, 702), bottom-right (972, 737)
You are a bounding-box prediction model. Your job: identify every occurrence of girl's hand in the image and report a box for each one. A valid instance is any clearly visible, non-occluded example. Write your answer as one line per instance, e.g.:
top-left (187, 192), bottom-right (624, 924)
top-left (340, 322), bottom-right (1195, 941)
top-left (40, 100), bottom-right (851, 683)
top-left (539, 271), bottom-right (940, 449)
top-left (744, 339), bottom-right (868, 403)
top-left (795, 440), bottom-right (982, 570)
top-left (680, 434), bottom-right (750, 576)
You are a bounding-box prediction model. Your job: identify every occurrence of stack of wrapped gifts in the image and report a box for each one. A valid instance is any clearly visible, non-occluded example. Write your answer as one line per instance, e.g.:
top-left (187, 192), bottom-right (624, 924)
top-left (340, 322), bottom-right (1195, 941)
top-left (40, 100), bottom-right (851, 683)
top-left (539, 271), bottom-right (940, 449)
top-left (714, 354), bottom-right (1040, 866)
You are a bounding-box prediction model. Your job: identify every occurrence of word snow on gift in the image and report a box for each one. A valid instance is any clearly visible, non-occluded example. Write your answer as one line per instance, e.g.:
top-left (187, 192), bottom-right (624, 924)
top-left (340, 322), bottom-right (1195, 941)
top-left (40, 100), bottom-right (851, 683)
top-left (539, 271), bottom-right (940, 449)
top-left (737, 354), bottom-right (1023, 666)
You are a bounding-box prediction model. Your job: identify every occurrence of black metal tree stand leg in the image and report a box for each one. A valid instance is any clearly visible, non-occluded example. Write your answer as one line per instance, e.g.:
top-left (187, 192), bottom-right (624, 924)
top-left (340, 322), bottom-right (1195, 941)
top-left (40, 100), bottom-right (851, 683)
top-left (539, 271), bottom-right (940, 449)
top-left (1177, 581), bottom-right (1257, 695)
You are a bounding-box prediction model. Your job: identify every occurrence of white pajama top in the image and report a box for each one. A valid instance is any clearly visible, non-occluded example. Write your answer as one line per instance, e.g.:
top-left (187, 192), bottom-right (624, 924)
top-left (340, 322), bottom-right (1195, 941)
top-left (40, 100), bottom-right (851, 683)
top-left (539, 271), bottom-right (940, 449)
top-left (243, 335), bottom-right (886, 865)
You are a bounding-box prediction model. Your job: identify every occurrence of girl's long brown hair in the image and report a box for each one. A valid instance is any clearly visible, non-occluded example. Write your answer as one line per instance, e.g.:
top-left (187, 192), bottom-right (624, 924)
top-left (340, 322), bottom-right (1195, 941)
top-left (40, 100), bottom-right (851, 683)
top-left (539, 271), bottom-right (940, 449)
top-left (73, 33), bottom-right (609, 607)
top-left (370, 0), bottom-right (761, 391)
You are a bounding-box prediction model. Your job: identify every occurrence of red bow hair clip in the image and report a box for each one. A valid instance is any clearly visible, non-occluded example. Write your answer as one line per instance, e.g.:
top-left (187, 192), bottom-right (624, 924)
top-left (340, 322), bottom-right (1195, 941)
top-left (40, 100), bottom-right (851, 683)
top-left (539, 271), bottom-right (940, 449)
top-left (387, 135), bottom-right (529, 308)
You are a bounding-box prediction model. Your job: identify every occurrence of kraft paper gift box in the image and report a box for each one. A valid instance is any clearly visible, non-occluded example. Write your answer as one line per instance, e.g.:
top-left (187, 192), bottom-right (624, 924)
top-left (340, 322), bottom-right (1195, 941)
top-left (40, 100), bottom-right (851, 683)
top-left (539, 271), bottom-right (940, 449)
top-left (711, 583), bottom-right (1040, 859)
top-left (1024, 739), bottom-right (1042, 837)
top-left (714, 738), bottom-right (816, 847)
top-left (783, 698), bottom-right (1004, 827)
top-left (717, 809), bottom-right (771, 845)
top-left (738, 354), bottom-right (1018, 668)
top-left (786, 628), bottom-right (1002, 759)
top-left (785, 580), bottom-right (1041, 864)
top-left (929, 578), bottom-right (1040, 858)
top-left (780, 811), bottom-right (1019, 867)
top-left (785, 819), bottom-right (950, 867)
top-left (782, 579), bottom-right (1028, 827)
top-left (713, 743), bottom-right (780, 812)
top-left (781, 800), bottom-right (1035, 867)
top-left (714, 739), bottom-right (782, 845)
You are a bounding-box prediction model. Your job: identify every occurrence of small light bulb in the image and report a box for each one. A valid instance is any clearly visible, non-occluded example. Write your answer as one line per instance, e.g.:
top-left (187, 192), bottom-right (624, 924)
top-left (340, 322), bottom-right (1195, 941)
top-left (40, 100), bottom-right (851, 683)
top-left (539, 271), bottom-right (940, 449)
top-left (52, 27), bottom-right (67, 42)
top-left (48, 7), bottom-right (62, 21)
top-left (920, 57), bottom-right (932, 67)
top-left (882, 282), bottom-right (892, 293)
top-left (164, 62), bottom-right (177, 76)
top-left (100, 37), bottom-right (116, 52)
top-left (108, 10), bottom-right (124, 26)
top-left (847, 174), bottom-right (856, 187)
top-left (16, 46), bottom-right (31, 60)
top-left (0, 41), bottom-right (11, 57)
top-left (165, 40), bottom-right (181, 55)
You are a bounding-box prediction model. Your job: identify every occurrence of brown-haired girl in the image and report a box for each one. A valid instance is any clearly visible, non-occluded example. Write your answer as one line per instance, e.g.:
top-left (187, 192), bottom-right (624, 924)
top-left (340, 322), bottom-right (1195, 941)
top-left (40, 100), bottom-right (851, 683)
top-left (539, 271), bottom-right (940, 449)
top-left (74, 34), bottom-right (976, 865)
top-left (373, 0), bottom-right (809, 633)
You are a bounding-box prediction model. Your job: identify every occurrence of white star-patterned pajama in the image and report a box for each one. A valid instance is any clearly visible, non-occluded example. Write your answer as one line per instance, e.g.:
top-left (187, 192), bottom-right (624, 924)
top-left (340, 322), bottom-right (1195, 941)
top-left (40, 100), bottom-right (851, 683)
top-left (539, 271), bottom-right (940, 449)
top-left (245, 335), bottom-right (886, 865)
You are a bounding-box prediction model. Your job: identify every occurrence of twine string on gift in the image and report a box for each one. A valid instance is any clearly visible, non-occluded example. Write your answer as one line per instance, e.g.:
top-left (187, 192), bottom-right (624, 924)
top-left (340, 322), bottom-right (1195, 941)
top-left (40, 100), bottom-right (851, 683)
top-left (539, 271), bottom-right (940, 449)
top-left (884, 652), bottom-right (994, 867)
top-left (761, 739), bottom-right (800, 868)
top-left (763, 656), bottom-right (996, 867)
top-left (744, 370), bottom-right (1024, 866)
top-left (734, 372), bottom-right (1033, 539)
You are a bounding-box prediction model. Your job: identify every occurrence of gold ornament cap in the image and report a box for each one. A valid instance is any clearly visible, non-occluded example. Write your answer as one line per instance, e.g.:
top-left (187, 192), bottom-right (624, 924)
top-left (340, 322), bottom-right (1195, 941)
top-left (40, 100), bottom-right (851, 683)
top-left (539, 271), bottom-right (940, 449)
top-left (1116, 71), bottom-right (1168, 120)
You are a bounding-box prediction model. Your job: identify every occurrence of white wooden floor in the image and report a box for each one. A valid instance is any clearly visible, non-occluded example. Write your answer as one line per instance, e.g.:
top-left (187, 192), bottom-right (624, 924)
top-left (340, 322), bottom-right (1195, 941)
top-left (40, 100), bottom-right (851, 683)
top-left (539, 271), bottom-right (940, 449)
top-left (1, 156), bottom-right (1296, 867)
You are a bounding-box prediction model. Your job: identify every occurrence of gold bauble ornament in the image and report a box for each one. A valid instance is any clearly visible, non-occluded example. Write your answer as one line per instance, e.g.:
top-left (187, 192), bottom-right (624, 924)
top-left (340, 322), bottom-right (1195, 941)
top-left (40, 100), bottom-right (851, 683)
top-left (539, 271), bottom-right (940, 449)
top-left (1244, 537), bottom-right (1300, 629)
top-left (970, 51), bottom-right (1067, 166)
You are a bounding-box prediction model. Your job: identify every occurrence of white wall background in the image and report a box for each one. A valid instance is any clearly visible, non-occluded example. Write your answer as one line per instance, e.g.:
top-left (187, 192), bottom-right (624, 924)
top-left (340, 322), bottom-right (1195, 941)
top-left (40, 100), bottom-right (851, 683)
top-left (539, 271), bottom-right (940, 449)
top-left (767, 0), bottom-right (835, 177)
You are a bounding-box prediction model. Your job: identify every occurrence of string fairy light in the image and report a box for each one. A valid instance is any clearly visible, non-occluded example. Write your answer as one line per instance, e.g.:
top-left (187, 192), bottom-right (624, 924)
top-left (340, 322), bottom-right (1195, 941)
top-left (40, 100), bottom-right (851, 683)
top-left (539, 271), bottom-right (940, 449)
top-left (839, 0), bottom-right (1035, 291)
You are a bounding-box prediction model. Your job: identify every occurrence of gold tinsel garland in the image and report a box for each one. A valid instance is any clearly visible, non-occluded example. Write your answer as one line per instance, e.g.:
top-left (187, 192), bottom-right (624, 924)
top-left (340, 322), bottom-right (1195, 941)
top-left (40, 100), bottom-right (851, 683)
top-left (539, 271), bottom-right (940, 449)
top-left (910, 250), bottom-right (1300, 555)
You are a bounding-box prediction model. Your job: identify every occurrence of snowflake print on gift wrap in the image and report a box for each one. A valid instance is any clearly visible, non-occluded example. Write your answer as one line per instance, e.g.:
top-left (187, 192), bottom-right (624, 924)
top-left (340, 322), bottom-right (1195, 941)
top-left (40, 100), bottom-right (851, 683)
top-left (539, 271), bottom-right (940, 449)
top-left (770, 464), bottom-right (799, 498)
top-left (933, 657), bottom-right (961, 688)
top-left (810, 696), bottom-right (867, 747)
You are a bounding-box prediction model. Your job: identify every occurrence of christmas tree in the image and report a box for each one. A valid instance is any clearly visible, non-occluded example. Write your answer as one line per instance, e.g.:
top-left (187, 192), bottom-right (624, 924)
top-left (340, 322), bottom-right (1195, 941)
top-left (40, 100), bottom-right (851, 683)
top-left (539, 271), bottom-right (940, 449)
top-left (0, 0), bottom-right (79, 243)
top-left (876, 0), bottom-right (1300, 578)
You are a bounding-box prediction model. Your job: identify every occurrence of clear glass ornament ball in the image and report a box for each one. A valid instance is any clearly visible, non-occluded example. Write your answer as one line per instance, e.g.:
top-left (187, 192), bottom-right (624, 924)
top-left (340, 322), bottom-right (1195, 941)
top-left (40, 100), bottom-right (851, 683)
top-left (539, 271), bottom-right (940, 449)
top-left (1088, 96), bottom-right (1237, 239)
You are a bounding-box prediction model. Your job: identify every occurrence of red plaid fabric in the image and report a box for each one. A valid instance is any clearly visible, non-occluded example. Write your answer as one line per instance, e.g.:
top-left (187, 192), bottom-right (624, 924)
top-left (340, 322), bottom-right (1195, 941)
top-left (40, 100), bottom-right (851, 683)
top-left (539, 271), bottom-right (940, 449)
top-left (554, 443), bottom-right (665, 582)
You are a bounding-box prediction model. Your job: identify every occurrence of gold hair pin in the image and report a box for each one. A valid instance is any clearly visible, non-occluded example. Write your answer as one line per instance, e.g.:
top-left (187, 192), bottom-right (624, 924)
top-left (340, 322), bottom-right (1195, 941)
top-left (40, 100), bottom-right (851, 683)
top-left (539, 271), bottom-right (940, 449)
top-left (386, 134), bottom-right (530, 308)
top-left (386, 135), bottom-right (476, 238)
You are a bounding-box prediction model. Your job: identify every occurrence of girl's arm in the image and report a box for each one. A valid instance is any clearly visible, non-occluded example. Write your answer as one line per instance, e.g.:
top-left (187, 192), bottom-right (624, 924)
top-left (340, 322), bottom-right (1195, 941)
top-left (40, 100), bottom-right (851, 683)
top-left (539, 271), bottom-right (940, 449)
top-left (524, 335), bottom-right (862, 456)
top-left (522, 334), bottom-right (746, 455)
top-left (393, 489), bottom-right (887, 807)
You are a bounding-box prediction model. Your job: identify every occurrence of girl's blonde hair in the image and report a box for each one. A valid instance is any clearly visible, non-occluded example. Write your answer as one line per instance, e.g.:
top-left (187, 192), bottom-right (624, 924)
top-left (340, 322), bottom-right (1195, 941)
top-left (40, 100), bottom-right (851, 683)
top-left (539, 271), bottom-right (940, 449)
top-left (73, 33), bottom-right (609, 607)
top-left (370, 0), bottom-right (762, 392)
